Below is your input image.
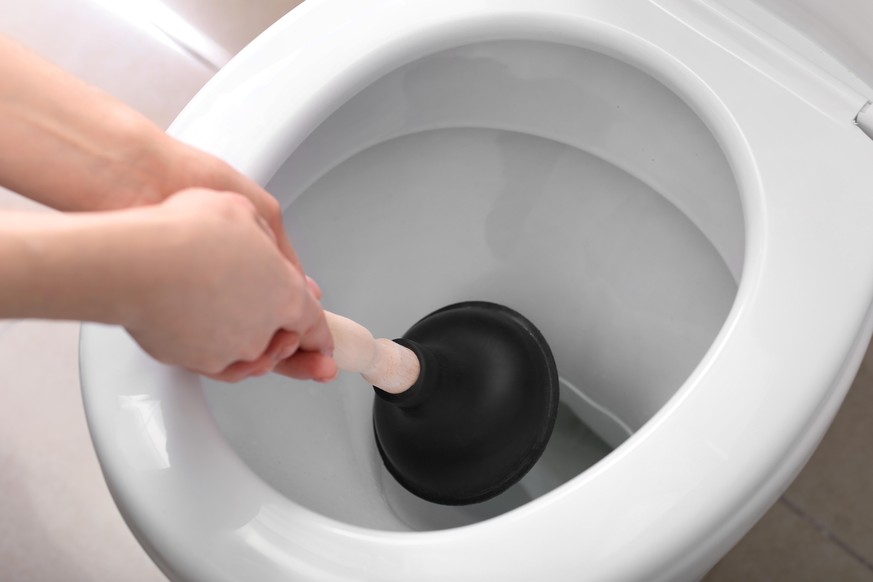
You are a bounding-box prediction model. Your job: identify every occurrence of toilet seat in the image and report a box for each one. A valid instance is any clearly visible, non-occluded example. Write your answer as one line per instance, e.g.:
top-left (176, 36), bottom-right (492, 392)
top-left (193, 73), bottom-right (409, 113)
top-left (80, 1), bottom-right (873, 580)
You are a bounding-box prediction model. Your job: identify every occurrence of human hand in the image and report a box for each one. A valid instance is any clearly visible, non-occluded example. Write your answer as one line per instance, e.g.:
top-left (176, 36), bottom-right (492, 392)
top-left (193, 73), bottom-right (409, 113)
top-left (155, 149), bottom-right (343, 382)
top-left (0, 38), bottom-right (338, 381)
top-left (156, 141), bottom-right (302, 267)
top-left (121, 188), bottom-right (336, 382)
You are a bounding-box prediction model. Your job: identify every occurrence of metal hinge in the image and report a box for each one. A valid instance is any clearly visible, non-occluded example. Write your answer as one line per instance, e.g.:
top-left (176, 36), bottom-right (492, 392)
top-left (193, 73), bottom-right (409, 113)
top-left (856, 101), bottom-right (873, 141)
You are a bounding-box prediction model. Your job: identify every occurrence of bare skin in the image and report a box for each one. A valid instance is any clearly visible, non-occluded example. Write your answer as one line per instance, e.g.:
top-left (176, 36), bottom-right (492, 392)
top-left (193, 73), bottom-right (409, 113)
top-left (0, 35), bottom-right (337, 382)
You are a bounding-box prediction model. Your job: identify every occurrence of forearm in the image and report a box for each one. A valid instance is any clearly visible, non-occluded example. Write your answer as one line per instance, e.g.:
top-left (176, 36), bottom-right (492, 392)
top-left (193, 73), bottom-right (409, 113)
top-left (0, 35), bottom-right (174, 211)
top-left (0, 210), bottom-right (145, 323)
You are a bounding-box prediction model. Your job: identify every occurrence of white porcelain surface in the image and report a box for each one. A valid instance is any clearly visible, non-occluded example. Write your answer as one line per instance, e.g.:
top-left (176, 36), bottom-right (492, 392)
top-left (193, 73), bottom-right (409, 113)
top-left (199, 39), bottom-right (738, 531)
top-left (80, 0), bottom-right (873, 580)
top-left (751, 0), bottom-right (873, 93)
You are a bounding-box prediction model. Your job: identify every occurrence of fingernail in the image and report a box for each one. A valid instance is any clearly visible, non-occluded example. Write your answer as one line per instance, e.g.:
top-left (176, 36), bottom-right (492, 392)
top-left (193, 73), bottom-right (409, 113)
top-left (321, 348), bottom-right (334, 359)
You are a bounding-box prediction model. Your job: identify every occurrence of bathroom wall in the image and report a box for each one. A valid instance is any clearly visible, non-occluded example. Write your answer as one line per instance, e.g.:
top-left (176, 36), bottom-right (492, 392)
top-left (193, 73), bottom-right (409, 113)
top-left (753, 0), bottom-right (873, 93)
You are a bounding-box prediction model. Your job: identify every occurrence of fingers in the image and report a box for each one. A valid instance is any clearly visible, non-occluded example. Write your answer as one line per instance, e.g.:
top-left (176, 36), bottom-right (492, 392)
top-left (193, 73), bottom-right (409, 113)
top-left (274, 261), bottom-right (334, 354)
top-left (206, 358), bottom-right (269, 383)
top-left (271, 329), bottom-right (302, 361)
top-left (168, 147), bottom-right (302, 269)
top-left (208, 288), bottom-right (335, 384)
top-left (231, 178), bottom-right (302, 270)
top-left (253, 213), bottom-right (277, 245)
top-left (205, 330), bottom-right (300, 382)
top-left (162, 187), bottom-right (336, 384)
top-left (206, 340), bottom-right (338, 384)
top-left (299, 309), bottom-right (334, 355)
top-left (273, 350), bottom-right (338, 382)
top-left (269, 212), bottom-right (301, 269)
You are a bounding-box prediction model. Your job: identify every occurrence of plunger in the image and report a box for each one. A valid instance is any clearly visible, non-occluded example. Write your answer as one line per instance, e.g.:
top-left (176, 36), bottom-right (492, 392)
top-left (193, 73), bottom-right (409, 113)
top-left (325, 301), bottom-right (559, 505)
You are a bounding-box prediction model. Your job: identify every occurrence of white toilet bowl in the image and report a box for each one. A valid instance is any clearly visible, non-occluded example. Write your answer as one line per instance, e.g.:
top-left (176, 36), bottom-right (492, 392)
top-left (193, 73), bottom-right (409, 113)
top-left (80, 1), bottom-right (873, 580)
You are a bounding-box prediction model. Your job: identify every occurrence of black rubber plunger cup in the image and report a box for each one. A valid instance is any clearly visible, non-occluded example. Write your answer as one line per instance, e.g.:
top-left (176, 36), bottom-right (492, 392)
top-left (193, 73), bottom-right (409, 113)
top-left (372, 301), bottom-right (559, 505)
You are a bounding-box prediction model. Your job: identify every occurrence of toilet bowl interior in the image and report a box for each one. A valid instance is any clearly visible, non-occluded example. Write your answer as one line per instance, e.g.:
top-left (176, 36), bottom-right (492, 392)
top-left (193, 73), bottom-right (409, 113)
top-left (202, 40), bottom-right (744, 531)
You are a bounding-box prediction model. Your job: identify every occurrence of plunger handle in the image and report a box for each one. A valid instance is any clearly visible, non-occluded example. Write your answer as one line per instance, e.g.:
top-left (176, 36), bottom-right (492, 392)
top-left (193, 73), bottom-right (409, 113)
top-left (325, 311), bottom-right (420, 394)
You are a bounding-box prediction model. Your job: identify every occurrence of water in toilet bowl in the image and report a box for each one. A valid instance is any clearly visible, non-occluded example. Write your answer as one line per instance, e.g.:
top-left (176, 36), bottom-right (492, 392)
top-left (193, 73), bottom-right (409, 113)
top-left (379, 376), bottom-right (628, 530)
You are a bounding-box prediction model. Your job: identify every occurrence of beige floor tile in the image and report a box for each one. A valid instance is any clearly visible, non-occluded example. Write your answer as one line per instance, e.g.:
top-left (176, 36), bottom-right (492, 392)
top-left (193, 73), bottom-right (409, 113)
top-left (0, 0), bottom-right (215, 128)
top-left (159, 0), bottom-right (305, 57)
top-left (705, 500), bottom-right (873, 582)
top-left (783, 343), bottom-right (873, 565)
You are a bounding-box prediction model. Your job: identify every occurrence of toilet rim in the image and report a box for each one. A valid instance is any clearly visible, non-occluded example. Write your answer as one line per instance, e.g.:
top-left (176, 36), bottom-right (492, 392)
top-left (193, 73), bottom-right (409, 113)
top-left (81, 1), bottom-right (873, 580)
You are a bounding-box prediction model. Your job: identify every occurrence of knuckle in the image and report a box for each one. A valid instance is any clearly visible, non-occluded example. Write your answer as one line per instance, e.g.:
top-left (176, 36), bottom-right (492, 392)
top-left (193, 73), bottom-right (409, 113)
top-left (231, 192), bottom-right (258, 212)
top-left (239, 334), bottom-right (272, 362)
top-left (283, 293), bottom-right (311, 330)
top-left (220, 192), bottom-right (253, 215)
top-left (262, 195), bottom-right (282, 221)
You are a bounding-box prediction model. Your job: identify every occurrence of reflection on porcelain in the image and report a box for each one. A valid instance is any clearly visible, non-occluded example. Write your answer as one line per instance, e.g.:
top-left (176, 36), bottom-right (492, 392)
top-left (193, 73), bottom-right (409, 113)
top-left (80, 1), bottom-right (873, 580)
top-left (117, 395), bottom-right (170, 471)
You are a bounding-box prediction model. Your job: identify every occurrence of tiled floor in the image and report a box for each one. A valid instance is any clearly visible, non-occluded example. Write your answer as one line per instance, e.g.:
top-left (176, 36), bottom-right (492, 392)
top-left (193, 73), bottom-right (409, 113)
top-left (1, 1), bottom-right (872, 580)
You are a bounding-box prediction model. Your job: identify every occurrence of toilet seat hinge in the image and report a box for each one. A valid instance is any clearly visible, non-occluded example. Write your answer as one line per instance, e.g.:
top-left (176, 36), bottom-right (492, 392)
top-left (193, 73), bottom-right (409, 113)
top-left (855, 101), bottom-right (873, 141)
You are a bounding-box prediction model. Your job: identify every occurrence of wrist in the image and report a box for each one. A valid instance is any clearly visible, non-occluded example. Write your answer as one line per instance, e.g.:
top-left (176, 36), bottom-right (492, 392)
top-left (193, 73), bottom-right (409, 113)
top-left (82, 108), bottom-right (176, 211)
top-left (0, 37), bottom-right (172, 212)
top-left (0, 207), bottom-right (161, 325)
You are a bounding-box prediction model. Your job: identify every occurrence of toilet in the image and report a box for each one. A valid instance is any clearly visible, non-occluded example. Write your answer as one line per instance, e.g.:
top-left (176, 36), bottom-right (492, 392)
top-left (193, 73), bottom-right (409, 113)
top-left (80, 0), bottom-right (873, 580)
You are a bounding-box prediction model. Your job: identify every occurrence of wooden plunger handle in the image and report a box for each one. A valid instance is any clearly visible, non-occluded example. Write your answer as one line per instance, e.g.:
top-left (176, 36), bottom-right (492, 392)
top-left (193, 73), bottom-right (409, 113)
top-left (325, 311), bottom-right (420, 394)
